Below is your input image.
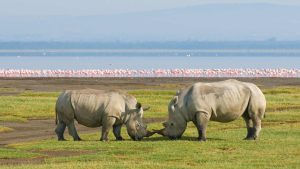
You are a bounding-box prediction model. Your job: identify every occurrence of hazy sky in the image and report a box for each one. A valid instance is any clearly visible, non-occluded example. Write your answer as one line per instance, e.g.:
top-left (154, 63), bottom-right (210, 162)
top-left (1, 0), bottom-right (300, 41)
top-left (1, 0), bottom-right (300, 16)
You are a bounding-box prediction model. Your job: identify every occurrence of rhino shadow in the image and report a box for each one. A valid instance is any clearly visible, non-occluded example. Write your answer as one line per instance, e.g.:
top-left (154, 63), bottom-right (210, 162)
top-left (143, 136), bottom-right (225, 142)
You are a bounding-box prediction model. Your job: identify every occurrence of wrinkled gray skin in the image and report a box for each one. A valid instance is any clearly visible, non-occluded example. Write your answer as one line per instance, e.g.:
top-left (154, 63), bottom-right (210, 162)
top-left (155, 79), bottom-right (266, 141)
top-left (55, 89), bottom-right (154, 141)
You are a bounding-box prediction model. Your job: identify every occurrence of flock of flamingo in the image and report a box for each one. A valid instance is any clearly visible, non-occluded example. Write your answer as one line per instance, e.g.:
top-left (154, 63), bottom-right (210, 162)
top-left (0, 68), bottom-right (299, 78)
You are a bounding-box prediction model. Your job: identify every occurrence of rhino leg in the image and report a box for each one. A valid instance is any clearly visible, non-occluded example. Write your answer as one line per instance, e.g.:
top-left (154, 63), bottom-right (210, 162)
top-left (55, 120), bottom-right (67, 141)
top-left (242, 113), bottom-right (254, 140)
top-left (194, 112), bottom-right (210, 141)
top-left (113, 124), bottom-right (124, 141)
top-left (252, 117), bottom-right (262, 140)
top-left (67, 121), bottom-right (82, 141)
top-left (100, 117), bottom-right (116, 141)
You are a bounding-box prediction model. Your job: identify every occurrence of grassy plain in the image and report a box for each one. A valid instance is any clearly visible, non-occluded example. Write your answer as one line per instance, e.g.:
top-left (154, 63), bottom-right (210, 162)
top-left (0, 86), bottom-right (300, 168)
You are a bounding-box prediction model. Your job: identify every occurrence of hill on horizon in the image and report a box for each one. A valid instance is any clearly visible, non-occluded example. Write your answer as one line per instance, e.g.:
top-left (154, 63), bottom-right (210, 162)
top-left (0, 3), bottom-right (300, 42)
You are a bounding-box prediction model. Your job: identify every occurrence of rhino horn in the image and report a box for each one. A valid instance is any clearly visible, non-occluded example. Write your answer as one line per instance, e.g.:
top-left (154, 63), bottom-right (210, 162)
top-left (144, 130), bottom-right (156, 137)
top-left (153, 128), bottom-right (165, 136)
top-left (143, 106), bottom-right (150, 111)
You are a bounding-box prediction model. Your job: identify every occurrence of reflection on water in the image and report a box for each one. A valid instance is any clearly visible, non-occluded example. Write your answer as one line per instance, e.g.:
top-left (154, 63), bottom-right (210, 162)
top-left (0, 49), bottom-right (299, 69)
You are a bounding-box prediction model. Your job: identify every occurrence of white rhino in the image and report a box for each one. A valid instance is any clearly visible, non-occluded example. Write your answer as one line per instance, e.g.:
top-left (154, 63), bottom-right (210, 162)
top-left (55, 89), bottom-right (154, 141)
top-left (155, 79), bottom-right (266, 141)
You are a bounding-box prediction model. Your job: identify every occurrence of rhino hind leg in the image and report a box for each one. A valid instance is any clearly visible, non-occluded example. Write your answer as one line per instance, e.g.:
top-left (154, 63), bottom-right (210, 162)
top-left (113, 124), bottom-right (124, 141)
top-left (242, 113), bottom-right (255, 140)
top-left (243, 110), bottom-right (263, 140)
top-left (55, 120), bottom-right (67, 141)
top-left (67, 121), bottom-right (82, 141)
top-left (252, 117), bottom-right (262, 140)
top-left (194, 112), bottom-right (210, 141)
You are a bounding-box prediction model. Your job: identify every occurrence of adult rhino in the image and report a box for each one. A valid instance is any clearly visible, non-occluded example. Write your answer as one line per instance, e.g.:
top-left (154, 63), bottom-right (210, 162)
top-left (155, 79), bottom-right (266, 141)
top-left (55, 89), bottom-right (154, 141)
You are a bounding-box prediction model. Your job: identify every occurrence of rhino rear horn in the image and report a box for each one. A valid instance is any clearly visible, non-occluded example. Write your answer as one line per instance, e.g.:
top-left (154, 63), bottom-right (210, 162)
top-left (143, 105), bottom-right (150, 111)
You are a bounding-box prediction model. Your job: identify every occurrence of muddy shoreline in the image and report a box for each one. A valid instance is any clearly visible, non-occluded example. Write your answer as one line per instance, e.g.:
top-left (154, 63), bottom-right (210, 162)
top-left (0, 77), bottom-right (299, 92)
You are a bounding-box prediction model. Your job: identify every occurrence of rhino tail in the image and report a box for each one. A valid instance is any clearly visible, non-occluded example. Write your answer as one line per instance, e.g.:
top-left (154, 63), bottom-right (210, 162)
top-left (262, 107), bottom-right (266, 119)
top-left (55, 106), bottom-right (58, 125)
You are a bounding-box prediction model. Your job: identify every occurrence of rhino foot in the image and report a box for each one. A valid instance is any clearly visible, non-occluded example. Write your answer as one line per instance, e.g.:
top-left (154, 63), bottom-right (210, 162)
top-left (116, 137), bottom-right (124, 141)
top-left (100, 138), bottom-right (109, 142)
top-left (74, 137), bottom-right (82, 141)
top-left (58, 138), bottom-right (67, 141)
top-left (197, 137), bottom-right (207, 142)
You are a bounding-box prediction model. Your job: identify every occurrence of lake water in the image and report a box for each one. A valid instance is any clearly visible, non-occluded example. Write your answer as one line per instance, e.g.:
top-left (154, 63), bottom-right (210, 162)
top-left (0, 49), bottom-right (299, 69)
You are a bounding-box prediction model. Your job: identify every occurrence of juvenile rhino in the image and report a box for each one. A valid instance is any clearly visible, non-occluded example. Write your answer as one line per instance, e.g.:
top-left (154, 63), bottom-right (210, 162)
top-left (55, 89), bottom-right (154, 141)
top-left (155, 79), bottom-right (266, 141)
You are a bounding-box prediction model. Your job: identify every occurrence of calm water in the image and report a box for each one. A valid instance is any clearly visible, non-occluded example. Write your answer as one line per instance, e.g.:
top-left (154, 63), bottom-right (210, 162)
top-left (0, 49), bottom-right (299, 69)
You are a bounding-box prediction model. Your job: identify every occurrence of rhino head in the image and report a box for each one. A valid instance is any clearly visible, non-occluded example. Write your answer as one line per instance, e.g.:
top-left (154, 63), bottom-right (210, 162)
top-left (125, 102), bottom-right (155, 141)
top-left (155, 96), bottom-right (187, 140)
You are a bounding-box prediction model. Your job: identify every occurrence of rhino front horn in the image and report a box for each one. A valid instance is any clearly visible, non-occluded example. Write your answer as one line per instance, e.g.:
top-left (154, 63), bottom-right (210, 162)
top-left (144, 130), bottom-right (156, 137)
top-left (153, 129), bottom-right (165, 136)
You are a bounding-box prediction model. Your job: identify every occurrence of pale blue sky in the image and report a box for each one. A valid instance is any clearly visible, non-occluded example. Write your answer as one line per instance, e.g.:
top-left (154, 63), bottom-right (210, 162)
top-left (1, 0), bottom-right (300, 41)
top-left (1, 0), bottom-right (300, 16)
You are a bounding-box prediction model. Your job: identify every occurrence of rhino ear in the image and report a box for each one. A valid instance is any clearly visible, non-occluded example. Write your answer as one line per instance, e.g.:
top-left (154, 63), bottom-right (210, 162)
top-left (170, 96), bottom-right (178, 112)
top-left (173, 96), bottom-right (178, 105)
top-left (136, 102), bottom-right (142, 109)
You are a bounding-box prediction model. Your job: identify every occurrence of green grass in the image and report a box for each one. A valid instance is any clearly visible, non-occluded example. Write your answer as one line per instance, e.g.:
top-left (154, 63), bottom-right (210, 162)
top-left (0, 88), bottom-right (17, 92)
top-left (0, 87), bottom-right (300, 168)
top-left (128, 90), bottom-right (175, 118)
top-left (0, 92), bottom-right (59, 122)
top-left (0, 148), bottom-right (38, 159)
top-left (263, 86), bottom-right (300, 111)
top-left (0, 126), bottom-right (13, 132)
top-left (2, 115), bottom-right (300, 168)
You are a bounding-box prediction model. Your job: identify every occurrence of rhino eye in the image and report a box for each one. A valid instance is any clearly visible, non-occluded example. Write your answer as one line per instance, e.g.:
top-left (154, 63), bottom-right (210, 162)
top-left (170, 122), bottom-right (174, 126)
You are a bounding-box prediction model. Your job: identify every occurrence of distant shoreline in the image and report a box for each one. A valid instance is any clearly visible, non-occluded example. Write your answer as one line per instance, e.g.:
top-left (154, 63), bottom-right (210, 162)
top-left (1, 41), bottom-right (300, 50)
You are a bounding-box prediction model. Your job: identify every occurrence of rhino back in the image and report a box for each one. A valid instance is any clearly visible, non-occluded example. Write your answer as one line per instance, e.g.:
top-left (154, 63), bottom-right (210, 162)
top-left (184, 80), bottom-right (251, 122)
top-left (70, 90), bottom-right (125, 127)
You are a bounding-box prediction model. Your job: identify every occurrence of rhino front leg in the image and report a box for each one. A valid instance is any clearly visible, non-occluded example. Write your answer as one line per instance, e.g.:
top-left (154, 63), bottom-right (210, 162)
top-left (195, 112), bottom-right (210, 141)
top-left (100, 117), bottom-right (116, 141)
top-left (113, 124), bottom-right (124, 141)
top-left (67, 121), bottom-right (82, 141)
top-left (113, 125), bottom-right (124, 140)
